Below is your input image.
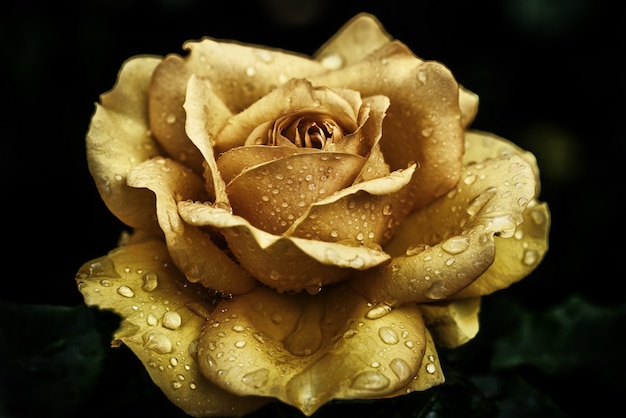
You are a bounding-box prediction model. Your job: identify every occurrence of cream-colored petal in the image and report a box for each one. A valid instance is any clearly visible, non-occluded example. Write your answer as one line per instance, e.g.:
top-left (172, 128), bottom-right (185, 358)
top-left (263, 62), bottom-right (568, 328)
top-left (286, 163), bottom-right (417, 247)
top-left (226, 151), bottom-right (365, 235)
top-left (178, 201), bottom-right (390, 293)
top-left (459, 86), bottom-right (479, 128)
top-left (352, 154), bottom-right (537, 306)
top-left (378, 327), bottom-right (444, 397)
top-left (314, 13), bottom-right (392, 70)
top-left (87, 56), bottom-right (164, 234)
top-left (197, 284), bottom-right (426, 416)
top-left (148, 40), bottom-right (327, 171)
top-left (213, 78), bottom-right (359, 153)
top-left (311, 41), bottom-right (464, 211)
top-left (420, 298), bottom-right (482, 348)
top-left (184, 75), bottom-right (231, 205)
top-left (127, 157), bottom-right (256, 295)
top-left (75, 237), bottom-right (269, 417)
top-left (451, 201), bottom-right (550, 298)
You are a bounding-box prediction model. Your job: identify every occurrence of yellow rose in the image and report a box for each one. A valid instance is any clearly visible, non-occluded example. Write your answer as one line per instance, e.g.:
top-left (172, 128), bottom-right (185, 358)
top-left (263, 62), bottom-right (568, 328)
top-left (76, 13), bottom-right (550, 417)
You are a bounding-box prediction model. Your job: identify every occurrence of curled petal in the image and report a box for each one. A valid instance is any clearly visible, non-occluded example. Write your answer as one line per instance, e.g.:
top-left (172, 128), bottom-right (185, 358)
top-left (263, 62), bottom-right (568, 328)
top-left (459, 86), bottom-right (479, 128)
top-left (87, 56), bottom-right (164, 234)
top-left (149, 39), bottom-right (327, 171)
top-left (213, 78), bottom-right (359, 153)
top-left (287, 163), bottom-right (417, 246)
top-left (226, 151), bottom-right (365, 235)
top-left (311, 41), bottom-right (464, 211)
top-left (127, 157), bottom-right (256, 295)
top-left (75, 237), bottom-right (269, 416)
top-left (197, 285), bottom-right (426, 416)
top-left (420, 298), bottom-right (482, 348)
top-left (178, 201), bottom-right (390, 293)
top-left (352, 154), bottom-right (537, 306)
top-left (314, 13), bottom-right (392, 70)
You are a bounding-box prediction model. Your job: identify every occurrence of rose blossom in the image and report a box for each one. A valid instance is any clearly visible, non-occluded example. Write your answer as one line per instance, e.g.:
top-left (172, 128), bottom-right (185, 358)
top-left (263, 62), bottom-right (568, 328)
top-left (76, 13), bottom-right (550, 417)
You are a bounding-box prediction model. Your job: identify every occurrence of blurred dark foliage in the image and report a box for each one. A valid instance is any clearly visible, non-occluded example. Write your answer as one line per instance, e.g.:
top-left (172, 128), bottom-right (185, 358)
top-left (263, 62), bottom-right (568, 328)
top-left (1, 0), bottom-right (625, 417)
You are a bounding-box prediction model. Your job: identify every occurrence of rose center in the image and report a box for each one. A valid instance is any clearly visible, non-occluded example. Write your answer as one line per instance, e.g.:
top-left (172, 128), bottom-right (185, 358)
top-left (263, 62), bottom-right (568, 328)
top-left (246, 112), bottom-right (345, 149)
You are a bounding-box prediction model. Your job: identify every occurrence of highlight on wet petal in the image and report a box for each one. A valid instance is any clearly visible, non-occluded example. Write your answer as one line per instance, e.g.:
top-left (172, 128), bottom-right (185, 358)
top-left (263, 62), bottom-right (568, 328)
top-left (75, 237), bottom-right (269, 416)
top-left (314, 13), bottom-right (392, 70)
top-left (286, 163), bottom-right (417, 246)
top-left (178, 201), bottom-right (390, 293)
top-left (128, 157), bottom-right (257, 295)
top-left (196, 284), bottom-right (427, 416)
top-left (419, 298), bottom-right (481, 348)
top-left (311, 41), bottom-right (464, 211)
top-left (87, 56), bottom-right (164, 235)
top-left (352, 153), bottom-right (537, 306)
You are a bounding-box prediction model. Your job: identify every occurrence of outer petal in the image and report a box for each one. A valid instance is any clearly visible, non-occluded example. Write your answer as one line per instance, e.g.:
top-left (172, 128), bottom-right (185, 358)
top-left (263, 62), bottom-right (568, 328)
top-left (352, 154), bottom-right (537, 306)
top-left (196, 285), bottom-right (427, 416)
top-left (177, 201), bottom-right (390, 293)
top-left (314, 13), bottom-right (392, 69)
top-left (420, 298), bottom-right (482, 348)
top-left (87, 56), bottom-right (164, 234)
top-left (75, 237), bottom-right (269, 417)
top-left (311, 41), bottom-right (464, 211)
top-left (149, 38), bottom-right (328, 170)
top-left (127, 157), bottom-right (257, 295)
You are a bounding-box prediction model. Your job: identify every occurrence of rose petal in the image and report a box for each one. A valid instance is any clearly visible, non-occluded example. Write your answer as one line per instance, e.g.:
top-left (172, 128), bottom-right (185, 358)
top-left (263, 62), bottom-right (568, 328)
top-left (127, 157), bottom-right (256, 295)
top-left (213, 78), bottom-right (359, 153)
top-left (87, 56), bottom-right (164, 234)
top-left (451, 201), bottom-right (550, 298)
top-left (226, 151), bottom-right (365, 234)
top-left (148, 39), bottom-right (327, 170)
top-left (459, 86), bottom-right (479, 127)
top-left (314, 13), bottom-right (392, 70)
top-left (287, 163), bottom-right (417, 246)
top-left (311, 41), bottom-right (464, 211)
top-left (352, 153), bottom-right (537, 306)
top-left (75, 237), bottom-right (269, 416)
top-left (420, 298), bottom-right (481, 348)
top-left (178, 201), bottom-right (390, 293)
top-left (196, 284), bottom-right (426, 416)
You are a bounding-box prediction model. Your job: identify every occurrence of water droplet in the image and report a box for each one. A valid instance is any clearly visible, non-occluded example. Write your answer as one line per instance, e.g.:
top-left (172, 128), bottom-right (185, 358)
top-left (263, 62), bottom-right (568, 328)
top-left (441, 236), bottom-right (470, 254)
top-left (100, 279), bottom-right (112, 287)
top-left (529, 208), bottom-right (547, 225)
top-left (245, 66), bottom-right (256, 76)
top-left (166, 114), bottom-right (176, 124)
top-left (343, 329), bottom-right (359, 339)
top-left (147, 313), bottom-right (158, 326)
top-left (242, 368), bottom-right (269, 388)
top-left (390, 358), bottom-right (411, 381)
top-left (117, 285), bottom-right (135, 298)
top-left (350, 371), bottom-right (390, 390)
top-left (378, 327), bottom-right (399, 345)
top-left (417, 69), bottom-right (427, 83)
top-left (466, 187), bottom-right (497, 216)
top-left (425, 362), bottom-right (436, 374)
top-left (522, 249), bottom-right (539, 266)
top-left (170, 357), bottom-right (178, 367)
top-left (366, 303), bottom-right (392, 319)
top-left (234, 340), bottom-right (247, 348)
top-left (463, 173), bottom-right (477, 184)
top-left (162, 312), bottom-right (182, 330)
top-left (232, 325), bottom-right (245, 332)
top-left (171, 381), bottom-right (182, 389)
top-left (320, 53), bottom-right (344, 70)
top-left (143, 331), bottom-right (173, 354)
top-left (142, 272), bottom-right (158, 291)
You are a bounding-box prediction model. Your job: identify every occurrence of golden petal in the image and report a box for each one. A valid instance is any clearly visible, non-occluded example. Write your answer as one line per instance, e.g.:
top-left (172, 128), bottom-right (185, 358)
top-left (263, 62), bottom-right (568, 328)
top-left (311, 41), bottom-right (464, 211)
top-left (352, 153), bottom-right (537, 306)
top-left (451, 201), bottom-right (550, 298)
top-left (87, 56), bottom-right (164, 234)
top-left (178, 201), bottom-right (390, 293)
top-left (196, 284), bottom-right (426, 416)
top-left (127, 157), bottom-right (256, 295)
top-left (459, 86), bottom-right (479, 128)
top-left (75, 237), bottom-right (269, 417)
top-left (213, 78), bottom-right (359, 153)
top-left (314, 13), bottom-right (392, 70)
top-left (226, 151), bottom-right (365, 235)
top-left (286, 163), bottom-right (417, 246)
top-left (419, 298), bottom-right (482, 348)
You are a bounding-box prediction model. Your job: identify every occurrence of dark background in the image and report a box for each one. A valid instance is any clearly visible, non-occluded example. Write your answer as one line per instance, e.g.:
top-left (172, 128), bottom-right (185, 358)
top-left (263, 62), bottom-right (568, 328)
top-left (1, 0), bottom-right (625, 417)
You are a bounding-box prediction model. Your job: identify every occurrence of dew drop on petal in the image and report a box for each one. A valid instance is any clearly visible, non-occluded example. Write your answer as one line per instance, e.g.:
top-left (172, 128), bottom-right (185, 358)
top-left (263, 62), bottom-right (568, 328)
top-left (390, 358), bottom-right (411, 381)
top-left (143, 331), bottom-right (173, 354)
top-left (522, 249), bottom-right (539, 266)
top-left (350, 370), bottom-right (390, 390)
top-left (378, 326), bottom-right (399, 345)
top-left (441, 236), bottom-right (470, 255)
top-left (162, 311), bottom-right (182, 330)
top-left (142, 272), bottom-right (158, 291)
top-left (366, 303), bottom-right (393, 319)
top-left (242, 368), bottom-right (269, 388)
top-left (117, 285), bottom-right (135, 298)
